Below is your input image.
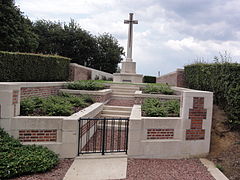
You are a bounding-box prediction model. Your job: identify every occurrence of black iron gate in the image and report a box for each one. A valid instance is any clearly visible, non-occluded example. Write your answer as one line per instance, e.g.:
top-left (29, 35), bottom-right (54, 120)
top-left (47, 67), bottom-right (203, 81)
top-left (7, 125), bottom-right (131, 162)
top-left (78, 117), bottom-right (129, 155)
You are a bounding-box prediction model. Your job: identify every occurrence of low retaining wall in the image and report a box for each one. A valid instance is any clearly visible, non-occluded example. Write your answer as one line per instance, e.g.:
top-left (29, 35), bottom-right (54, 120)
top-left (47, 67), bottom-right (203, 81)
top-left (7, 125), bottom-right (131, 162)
top-left (60, 89), bottom-right (112, 103)
top-left (134, 90), bottom-right (181, 104)
top-left (128, 87), bottom-right (213, 159)
top-left (69, 63), bottom-right (113, 81)
top-left (8, 103), bottom-right (104, 158)
top-left (156, 69), bottom-right (185, 87)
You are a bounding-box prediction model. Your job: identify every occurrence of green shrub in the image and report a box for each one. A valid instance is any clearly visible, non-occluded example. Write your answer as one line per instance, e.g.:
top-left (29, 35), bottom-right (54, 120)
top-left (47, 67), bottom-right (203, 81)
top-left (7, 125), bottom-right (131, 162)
top-left (185, 62), bottom-right (240, 129)
top-left (0, 128), bottom-right (59, 179)
top-left (142, 98), bottom-right (180, 117)
top-left (20, 93), bottom-right (93, 116)
top-left (66, 80), bottom-right (105, 90)
top-left (142, 84), bottom-right (174, 95)
top-left (143, 76), bottom-right (156, 83)
top-left (0, 51), bottom-right (70, 82)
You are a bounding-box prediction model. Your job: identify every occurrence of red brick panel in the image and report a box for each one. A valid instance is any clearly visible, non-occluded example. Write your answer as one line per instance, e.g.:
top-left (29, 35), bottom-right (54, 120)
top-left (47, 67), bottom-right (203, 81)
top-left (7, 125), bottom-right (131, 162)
top-left (12, 90), bottom-right (19, 104)
top-left (20, 86), bottom-right (62, 100)
top-left (186, 97), bottom-right (207, 140)
top-left (147, 129), bottom-right (174, 139)
top-left (19, 129), bottom-right (57, 142)
top-left (186, 129), bottom-right (205, 140)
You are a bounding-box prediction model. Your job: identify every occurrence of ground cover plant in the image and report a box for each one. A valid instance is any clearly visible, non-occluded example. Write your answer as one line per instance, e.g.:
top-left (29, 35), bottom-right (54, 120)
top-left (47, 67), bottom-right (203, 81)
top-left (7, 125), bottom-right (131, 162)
top-left (0, 128), bottom-right (59, 179)
top-left (142, 98), bottom-right (180, 117)
top-left (20, 93), bottom-right (93, 116)
top-left (142, 84), bottom-right (174, 95)
top-left (66, 80), bottom-right (105, 91)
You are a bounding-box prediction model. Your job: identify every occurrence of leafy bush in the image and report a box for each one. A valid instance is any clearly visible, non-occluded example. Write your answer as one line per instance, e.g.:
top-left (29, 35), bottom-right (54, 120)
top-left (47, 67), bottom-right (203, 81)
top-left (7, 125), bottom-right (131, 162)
top-left (142, 84), bottom-right (174, 95)
top-left (0, 128), bottom-right (59, 179)
top-left (143, 76), bottom-right (156, 83)
top-left (66, 80), bottom-right (105, 90)
top-left (185, 62), bottom-right (240, 129)
top-left (142, 98), bottom-right (180, 117)
top-left (20, 93), bottom-right (93, 116)
top-left (0, 51), bottom-right (70, 82)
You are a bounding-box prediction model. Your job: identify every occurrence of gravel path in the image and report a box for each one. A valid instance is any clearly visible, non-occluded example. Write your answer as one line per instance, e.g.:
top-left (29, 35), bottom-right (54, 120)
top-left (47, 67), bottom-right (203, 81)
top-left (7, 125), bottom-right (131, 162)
top-left (10, 159), bottom-right (73, 180)
top-left (124, 158), bottom-right (215, 180)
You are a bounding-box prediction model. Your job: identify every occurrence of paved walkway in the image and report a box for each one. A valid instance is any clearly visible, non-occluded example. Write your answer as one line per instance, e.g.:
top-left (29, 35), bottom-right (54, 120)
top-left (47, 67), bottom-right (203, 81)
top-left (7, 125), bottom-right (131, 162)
top-left (63, 154), bottom-right (127, 180)
top-left (64, 156), bottom-right (229, 180)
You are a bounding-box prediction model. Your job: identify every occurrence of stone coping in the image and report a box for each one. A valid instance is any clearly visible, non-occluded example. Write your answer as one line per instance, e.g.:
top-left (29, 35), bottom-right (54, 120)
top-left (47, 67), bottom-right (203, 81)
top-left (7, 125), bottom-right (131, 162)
top-left (142, 117), bottom-right (181, 120)
top-left (60, 89), bottom-right (112, 96)
top-left (13, 102), bottom-right (103, 121)
top-left (172, 86), bottom-right (213, 94)
top-left (70, 63), bottom-right (113, 77)
top-left (134, 90), bottom-right (181, 99)
top-left (0, 82), bottom-right (67, 90)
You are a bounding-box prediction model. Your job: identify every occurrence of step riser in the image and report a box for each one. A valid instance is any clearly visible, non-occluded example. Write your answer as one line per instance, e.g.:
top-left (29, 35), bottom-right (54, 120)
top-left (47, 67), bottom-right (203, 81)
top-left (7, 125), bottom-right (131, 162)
top-left (110, 86), bottom-right (139, 90)
top-left (102, 112), bottom-right (131, 116)
top-left (112, 93), bottom-right (135, 96)
top-left (103, 107), bottom-right (132, 111)
top-left (101, 114), bottom-right (129, 118)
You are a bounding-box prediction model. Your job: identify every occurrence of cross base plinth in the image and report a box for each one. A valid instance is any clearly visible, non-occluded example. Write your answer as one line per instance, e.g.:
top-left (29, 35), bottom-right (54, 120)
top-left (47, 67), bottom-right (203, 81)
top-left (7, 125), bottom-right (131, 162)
top-left (121, 61), bottom-right (136, 74)
top-left (113, 73), bottom-right (143, 83)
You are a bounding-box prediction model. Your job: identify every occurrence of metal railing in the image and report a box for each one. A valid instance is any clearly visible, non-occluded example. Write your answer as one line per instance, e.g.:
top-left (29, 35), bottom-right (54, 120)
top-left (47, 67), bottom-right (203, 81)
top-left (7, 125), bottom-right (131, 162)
top-left (78, 117), bottom-right (129, 155)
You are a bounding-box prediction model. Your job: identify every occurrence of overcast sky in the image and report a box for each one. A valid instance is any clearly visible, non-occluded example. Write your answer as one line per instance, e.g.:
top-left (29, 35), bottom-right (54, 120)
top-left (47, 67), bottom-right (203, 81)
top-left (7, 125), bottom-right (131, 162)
top-left (15, 0), bottom-right (240, 76)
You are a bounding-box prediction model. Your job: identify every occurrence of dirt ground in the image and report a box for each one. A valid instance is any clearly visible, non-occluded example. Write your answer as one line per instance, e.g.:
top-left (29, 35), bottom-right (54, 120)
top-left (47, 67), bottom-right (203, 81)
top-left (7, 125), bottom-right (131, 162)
top-left (207, 105), bottom-right (240, 180)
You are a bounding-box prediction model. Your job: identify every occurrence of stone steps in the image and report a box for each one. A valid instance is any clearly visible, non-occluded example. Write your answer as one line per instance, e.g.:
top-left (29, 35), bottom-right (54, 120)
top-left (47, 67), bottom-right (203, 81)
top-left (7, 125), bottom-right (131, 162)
top-left (103, 105), bottom-right (132, 111)
top-left (112, 92), bottom-right (135, 96)
top-left (101, 114), bottom-right (130, 118)
top-left (101, 105), bottom-right (132, 118)
top-left (102, 110), bottom-right (131, 116)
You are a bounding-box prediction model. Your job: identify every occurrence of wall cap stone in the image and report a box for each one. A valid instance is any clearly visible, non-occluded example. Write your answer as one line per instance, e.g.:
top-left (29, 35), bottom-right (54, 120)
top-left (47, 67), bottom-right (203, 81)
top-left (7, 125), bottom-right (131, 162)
top-left (60, 89), bottom-right (112, 96)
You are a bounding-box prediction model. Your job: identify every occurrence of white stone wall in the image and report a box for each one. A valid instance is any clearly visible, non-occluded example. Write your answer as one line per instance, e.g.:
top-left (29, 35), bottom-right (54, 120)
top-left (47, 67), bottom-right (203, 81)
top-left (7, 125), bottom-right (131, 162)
top-left (128, 87), bottom-right (213, 159)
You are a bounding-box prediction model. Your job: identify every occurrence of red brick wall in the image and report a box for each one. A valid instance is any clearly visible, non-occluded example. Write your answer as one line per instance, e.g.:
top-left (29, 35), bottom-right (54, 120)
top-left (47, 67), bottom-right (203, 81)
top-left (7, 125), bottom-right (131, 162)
top-left (156, 69), bottom-right (186, 87)
top-left (92, 93), bottom-right (112, 102)
top-left (69, 64), bottom-right (91, 81)
top-left (20, 86), bottom-right (62, 100)
top-left (147, 128), bottom-right (174, 139)
top-left (107, 99), bottom-right (134, 107)
top-left (186, 97), bottom-right (206, 140)
top-left (19, 129), bottom-right (57, 142)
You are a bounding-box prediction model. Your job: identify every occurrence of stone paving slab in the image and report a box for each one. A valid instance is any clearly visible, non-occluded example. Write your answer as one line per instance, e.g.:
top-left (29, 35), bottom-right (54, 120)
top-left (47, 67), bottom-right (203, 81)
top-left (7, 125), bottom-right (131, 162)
top-left (63, 154), bottom-right (127, 180)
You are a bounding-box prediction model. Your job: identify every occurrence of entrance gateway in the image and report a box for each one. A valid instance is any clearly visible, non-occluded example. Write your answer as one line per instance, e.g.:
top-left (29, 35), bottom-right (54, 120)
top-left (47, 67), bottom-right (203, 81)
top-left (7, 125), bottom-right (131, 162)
top-left (77, 117), bottom-right (129, 155)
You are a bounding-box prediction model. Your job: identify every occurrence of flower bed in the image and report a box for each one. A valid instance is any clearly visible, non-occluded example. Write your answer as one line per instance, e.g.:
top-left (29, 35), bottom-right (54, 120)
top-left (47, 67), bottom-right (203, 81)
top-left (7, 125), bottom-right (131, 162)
top-left (66, 80), bottom-right (105, 90)
top-left (142, 98), bottom-right (180, 117)
top-left (142, 84), bottom-right (174, 95)
top-left (20, 93), bottom-right (93, 116)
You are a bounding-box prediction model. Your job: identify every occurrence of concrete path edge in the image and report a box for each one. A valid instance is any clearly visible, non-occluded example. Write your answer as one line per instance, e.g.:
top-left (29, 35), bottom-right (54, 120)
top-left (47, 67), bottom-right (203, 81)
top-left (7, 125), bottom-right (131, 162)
top-left (200, 158), bottom-right (229, 180)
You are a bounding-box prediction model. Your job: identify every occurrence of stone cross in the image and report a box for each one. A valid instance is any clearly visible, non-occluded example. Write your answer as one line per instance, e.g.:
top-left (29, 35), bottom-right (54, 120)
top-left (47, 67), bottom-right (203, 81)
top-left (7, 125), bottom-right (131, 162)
top-left (124, 13), bottom-right (138, 62)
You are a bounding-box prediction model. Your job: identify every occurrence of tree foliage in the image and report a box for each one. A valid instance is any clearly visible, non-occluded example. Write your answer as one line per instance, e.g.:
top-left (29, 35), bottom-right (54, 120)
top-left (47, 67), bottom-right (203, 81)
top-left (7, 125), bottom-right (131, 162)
top-left (0, 0), bottom-right (38, 52)
top-left (33, 20), bottom-right (124, 73)
top-left (0, 1), bottom-right (124, 73)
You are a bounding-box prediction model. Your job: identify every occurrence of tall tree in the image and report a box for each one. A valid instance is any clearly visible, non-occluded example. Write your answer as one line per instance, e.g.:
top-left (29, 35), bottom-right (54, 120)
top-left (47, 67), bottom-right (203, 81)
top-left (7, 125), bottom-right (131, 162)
top-left (0, 0), bottom-right (38, 52)
top-left (95, 33), bottom-right (124, 73)
top-left (33, 20), bottom-right (124, 73)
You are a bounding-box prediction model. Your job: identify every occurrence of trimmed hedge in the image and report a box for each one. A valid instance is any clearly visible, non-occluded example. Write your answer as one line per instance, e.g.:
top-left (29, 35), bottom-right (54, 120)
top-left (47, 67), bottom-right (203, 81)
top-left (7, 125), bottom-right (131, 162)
top-left (0, 51), bottom-right (70, 82)
top-left (0, 128), bottom-right (59, 179)
top-left (143, 76), bottom-right (156, 83)
top-left (185, 63), bottom-right (240, 128)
